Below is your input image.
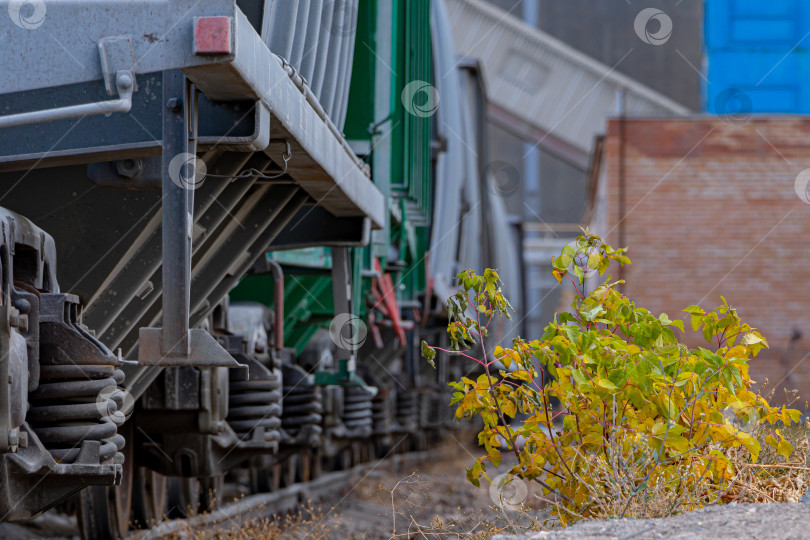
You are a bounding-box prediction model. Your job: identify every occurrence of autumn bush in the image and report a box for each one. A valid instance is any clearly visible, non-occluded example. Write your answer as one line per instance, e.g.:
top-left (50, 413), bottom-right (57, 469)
top-left (422, 231), bottom-right (806, 524)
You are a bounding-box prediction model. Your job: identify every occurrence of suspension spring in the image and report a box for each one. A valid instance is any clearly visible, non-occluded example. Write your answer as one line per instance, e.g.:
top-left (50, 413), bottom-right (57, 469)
top-left (281, 364), bottom-right (322, 443)
top-left (227, 372), bottom-right (282, 443)
top-left (419, 388), bottom-right (443, 429)
top-left (396, 389), bottom-right (419, 432)
top-left (371, 390), bottom-right (395, 435)
top-left (27, 294), bottom-right (125, 463)
top-left (342, 386), bottom-right (373, 435)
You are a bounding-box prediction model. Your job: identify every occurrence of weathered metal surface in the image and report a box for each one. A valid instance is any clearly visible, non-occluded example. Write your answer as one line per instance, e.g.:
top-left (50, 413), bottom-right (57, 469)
top-left (0, 79), bottom-right (267, 170)
top-left (0, 0), bottom-right (236, 94)
top-left (29, 294), bottom-right (124, 463)
top-left (0, 1), bottom-right (382, 227)
top-left (160, 70), bottom-right (193, 358)
top-left (184, 9), bottom-right (383, 226)
top-left (0, 71), bottom-right (134, 129)
top-left (0, 221), bottom-right (124, 520)
top-left (138, 328), bottom-right (244, 368)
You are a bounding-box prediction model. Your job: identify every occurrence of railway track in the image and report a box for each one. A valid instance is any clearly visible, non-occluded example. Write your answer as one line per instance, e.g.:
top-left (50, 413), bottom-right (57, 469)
top-left (133, 449), bottom-right (443, 538)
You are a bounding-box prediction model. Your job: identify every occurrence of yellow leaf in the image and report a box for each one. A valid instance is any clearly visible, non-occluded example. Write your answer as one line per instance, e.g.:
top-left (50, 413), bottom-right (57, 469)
top-left (503, 400), bottom-right (517, 418)
top-left (665, 435), bottom-right (689, 453)
top-left (778, 438), bottom-right (793, 459)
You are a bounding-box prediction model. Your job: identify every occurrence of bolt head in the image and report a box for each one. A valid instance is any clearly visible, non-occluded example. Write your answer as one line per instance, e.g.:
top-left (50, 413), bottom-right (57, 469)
top-left (115, 158), bottom-right (142, 179)
top-left (116, 71), bottom-right (133, 90)
top-left (167, 97), bottom-right (182, 112)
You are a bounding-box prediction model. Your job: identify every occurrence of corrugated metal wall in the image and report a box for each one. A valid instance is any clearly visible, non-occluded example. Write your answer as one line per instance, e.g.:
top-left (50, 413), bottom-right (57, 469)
top-left (706, 0), bottom-right (810, 113)
top-left (251, 0), bottom-right (360, 129)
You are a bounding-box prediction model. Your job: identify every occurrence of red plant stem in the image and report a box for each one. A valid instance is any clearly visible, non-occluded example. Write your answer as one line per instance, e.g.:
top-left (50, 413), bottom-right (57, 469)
top-left (429, 346), bottom-right (485, 366)
top-left (565, 273), bottom-right (585, 300)
top-left (477, 295), bottom-right (522, 462)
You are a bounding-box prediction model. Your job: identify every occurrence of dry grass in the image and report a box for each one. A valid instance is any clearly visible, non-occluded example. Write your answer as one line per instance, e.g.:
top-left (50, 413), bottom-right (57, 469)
top-left (542, 421), bottom-right (810, 526)
top-left (724, 424), bottom-right (810, 503)
top-left (384, 472), bottom-right (549, 539)
top-left (162, 504), bottom-right (341, 540)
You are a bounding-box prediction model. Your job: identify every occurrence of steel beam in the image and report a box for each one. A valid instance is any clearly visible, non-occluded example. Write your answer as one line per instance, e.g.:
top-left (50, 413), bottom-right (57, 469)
top-left (138, 72), bottom-right (239, 368)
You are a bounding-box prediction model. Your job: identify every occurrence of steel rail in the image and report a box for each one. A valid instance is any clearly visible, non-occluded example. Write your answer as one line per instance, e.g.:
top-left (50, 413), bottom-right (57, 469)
top-left (132, 448), bottom-right (443, 538)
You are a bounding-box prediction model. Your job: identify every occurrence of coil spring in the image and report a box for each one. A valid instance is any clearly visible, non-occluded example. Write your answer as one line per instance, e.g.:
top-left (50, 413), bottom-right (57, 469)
top-left (396, 390), bottom-right (419, 431)
top-left (28, 362), bottom-right (125, 463)
top-left (227, 371), bottom-right (282, 442)
top-left (342, 386), bottom-right (373, 434)
top-left (419, 389), bottom-right (443, 429)
top-left (281, 364), bottom-right (322, 439)
top-left (371, 391), bottom-right (395, 435)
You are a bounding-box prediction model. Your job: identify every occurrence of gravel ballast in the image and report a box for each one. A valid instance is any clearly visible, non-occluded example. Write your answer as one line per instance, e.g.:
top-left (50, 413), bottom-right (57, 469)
top-left (495, 502), bottom-right (810, 539)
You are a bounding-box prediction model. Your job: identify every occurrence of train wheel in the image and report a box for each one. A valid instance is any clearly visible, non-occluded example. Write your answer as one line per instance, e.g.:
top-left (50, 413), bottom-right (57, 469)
top-left (281, 455), bottom-right (298, 488)
top-left (199, 476), bottom-right (224, 513)
top-left (301, 452), bottom-right (321, 481)
top-left (130, 467), bottom-right (167, 528)
top-left (166, 477), bottom-right (200, 518)
top-left (300, 454), bottom-right (312, 482)
top-left (362, 442), bottom-right (373, 463)
top-left (340, 447), bottom-right (352, 470)
top-left (313, 452), bottom-right (323, 479)
top-left (250, 464), bottom-right (280, 494)
top-left (77, 422), bottom-right (134, 540)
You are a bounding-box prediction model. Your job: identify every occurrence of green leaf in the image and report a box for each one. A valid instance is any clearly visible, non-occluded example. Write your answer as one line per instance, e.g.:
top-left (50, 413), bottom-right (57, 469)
top-left (571, 368), bottom-right (588, 386)
top-left (421, 340), bottom-right (437, 368)
top-left (597, 378), bottom-right (617, 390)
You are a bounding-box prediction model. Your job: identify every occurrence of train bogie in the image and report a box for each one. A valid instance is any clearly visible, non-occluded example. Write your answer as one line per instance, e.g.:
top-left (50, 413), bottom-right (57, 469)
top-left (0, 0), bottom-right (514, 536)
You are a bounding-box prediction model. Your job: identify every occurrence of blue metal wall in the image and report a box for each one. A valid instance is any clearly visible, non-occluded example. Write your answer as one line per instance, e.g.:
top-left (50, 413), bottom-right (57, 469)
top-left (705, 0), bottom-right (810, 113)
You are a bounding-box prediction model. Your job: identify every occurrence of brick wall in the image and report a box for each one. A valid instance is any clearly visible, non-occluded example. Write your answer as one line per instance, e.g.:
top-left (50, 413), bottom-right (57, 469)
top-left (596, 117), bottom-right (810, 407)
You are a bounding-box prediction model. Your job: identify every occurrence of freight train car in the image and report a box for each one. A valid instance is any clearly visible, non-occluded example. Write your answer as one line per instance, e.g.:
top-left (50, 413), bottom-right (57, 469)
top-left (0, 0), bottom-right (516, 537)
